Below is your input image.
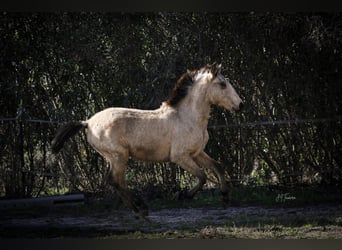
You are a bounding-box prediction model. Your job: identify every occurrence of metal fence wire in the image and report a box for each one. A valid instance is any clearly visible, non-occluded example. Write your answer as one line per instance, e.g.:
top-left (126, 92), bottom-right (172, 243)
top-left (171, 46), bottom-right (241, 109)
top-left (1, 115), bottom-right (342, 198)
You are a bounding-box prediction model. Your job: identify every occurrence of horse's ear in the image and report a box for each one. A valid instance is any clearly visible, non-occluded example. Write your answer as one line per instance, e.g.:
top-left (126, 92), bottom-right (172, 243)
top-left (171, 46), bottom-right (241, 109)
top-left (187, 69), bottom-right (195, 82)
top-left (217, 64), bottom-right (222, 74)
top-left (211, 63), bottom-right (222, 76)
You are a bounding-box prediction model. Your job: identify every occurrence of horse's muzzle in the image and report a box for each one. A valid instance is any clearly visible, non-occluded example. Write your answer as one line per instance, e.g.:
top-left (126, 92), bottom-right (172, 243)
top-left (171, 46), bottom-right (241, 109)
top-left (232, 102), bottom-right (244, 111)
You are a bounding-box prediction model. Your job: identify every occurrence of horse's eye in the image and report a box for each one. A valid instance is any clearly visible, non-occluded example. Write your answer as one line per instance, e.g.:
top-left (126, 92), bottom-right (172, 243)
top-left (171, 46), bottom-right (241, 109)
top-left (219, 82), bottom-right (226, 89)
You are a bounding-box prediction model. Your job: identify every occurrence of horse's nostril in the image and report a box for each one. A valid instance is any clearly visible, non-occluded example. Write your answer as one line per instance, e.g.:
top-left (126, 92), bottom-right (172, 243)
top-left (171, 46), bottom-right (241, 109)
top-left (239, 102), bottom-right (244, 110)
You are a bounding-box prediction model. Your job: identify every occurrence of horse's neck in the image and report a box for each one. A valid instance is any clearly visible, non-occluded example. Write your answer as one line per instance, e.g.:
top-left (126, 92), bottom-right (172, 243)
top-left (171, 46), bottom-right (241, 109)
top-left (178, 91), bottom-right (211, 130)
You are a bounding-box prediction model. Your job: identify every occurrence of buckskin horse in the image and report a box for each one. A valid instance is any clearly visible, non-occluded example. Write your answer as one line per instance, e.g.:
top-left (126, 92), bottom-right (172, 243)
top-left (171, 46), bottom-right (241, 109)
top-left (51, 63), bottom-right (243, 217)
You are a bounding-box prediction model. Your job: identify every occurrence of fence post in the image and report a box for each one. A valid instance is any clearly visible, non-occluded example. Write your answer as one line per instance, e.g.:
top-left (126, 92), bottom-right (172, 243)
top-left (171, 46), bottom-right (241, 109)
top-left (17, 106), bottom-right (25, 197)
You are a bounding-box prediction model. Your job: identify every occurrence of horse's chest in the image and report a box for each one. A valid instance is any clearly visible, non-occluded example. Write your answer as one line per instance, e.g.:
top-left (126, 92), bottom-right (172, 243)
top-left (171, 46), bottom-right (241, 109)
top-left (179, 126), bottom-right (208, 150)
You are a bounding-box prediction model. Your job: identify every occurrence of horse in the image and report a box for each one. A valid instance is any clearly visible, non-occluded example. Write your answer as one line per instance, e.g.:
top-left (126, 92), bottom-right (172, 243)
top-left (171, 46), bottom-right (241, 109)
top-left (51, 63), bottom-right (243, 217)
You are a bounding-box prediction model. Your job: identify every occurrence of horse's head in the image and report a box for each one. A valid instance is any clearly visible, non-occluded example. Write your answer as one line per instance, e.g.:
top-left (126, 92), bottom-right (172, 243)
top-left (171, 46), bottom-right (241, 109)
top-left (196, 63), bottom-right (243, 112)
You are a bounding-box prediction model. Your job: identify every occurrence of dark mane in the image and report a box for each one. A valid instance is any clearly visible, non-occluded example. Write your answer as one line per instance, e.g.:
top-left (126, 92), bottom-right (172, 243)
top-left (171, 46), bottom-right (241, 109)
top-left (166, 70), bottom-right (196, 107)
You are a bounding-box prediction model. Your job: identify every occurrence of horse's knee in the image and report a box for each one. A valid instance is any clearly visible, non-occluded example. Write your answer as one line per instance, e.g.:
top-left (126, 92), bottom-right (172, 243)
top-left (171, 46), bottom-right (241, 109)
top-left (198, 171), bottom-right (207, 185)
top-left (213, 161), bottom-right (226, 175)
top-left (114, 174), bottom-right (127, 188)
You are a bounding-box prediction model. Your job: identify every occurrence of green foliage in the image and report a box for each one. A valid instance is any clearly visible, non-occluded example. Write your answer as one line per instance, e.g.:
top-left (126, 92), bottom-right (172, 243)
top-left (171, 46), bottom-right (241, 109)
top-left (0, 12), bottom-right (341, 198)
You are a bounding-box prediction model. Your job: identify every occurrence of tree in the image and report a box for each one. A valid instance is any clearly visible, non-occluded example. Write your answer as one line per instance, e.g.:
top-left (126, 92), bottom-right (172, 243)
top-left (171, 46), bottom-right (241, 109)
top-left (1, 12), bottom-right (341, 198)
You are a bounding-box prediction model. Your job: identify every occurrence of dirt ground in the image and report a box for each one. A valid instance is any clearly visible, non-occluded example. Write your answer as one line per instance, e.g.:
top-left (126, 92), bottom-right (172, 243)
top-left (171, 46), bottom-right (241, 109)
top-left (1, 204), bottom-right (342, 238)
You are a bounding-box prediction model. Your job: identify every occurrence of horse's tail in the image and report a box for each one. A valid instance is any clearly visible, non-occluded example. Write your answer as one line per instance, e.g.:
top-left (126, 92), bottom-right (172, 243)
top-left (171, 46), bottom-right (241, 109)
top-left (51, 121), bottom-right (87, 153)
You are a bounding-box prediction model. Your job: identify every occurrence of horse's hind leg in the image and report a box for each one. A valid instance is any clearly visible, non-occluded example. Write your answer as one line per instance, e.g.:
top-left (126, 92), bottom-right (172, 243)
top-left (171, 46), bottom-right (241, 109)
top-left (106, 152), bottom-right (148, 217)
top-left (106, 152), bottom-right (128, 189)
top-left (194, 151), bottom-right (230, 204)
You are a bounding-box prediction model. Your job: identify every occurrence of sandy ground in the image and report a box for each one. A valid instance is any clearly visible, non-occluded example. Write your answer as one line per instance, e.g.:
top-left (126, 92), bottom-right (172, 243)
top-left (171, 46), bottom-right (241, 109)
top-left (1, 204), bottom-right (342, 238)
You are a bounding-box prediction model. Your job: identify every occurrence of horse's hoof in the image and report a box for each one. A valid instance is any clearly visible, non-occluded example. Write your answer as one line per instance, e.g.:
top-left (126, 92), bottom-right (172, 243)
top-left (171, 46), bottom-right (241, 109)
top-left (140, 208), bottom-right (149, 217)
top-left (134, 209), bottom-right (150, 222)
top-left (131, 198), bottom-right (149, 219)
top-left (175, 190), bottom-right (184, 200)
top-left (220, 191), bottom-right (231, 208)
top-left (174, 191), bottom-right (181, 200)
top-left (137, 202), bottom-right (149, 215)
top-left (175, 190), bottom-right (192, 200)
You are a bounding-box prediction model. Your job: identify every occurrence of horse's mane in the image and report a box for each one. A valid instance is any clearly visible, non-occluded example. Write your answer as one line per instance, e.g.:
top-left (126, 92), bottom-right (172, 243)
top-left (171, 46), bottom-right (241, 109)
top-left (165, 70), bottom-right (196, 107)
top-left (165, 64), bottom-right (219, 107)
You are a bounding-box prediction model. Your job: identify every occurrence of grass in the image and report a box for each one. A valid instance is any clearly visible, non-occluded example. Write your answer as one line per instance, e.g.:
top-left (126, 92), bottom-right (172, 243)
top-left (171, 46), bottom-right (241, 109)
top-left (146, 185), bottom-right (342, 210)
top-left (101, 225), bottom-right (342, 239)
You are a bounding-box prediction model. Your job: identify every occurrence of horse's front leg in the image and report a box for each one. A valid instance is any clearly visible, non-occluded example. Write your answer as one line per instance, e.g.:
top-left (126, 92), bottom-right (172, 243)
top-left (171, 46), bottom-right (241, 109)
top-left (172, 155), bottom-right (207, 199)
top-left (194, 151), bottom-right (231, 205)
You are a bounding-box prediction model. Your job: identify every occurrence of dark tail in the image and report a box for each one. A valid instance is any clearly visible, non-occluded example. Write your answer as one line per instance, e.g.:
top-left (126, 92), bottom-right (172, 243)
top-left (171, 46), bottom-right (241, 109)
top-left (51, 121), bottom-right (87, 153)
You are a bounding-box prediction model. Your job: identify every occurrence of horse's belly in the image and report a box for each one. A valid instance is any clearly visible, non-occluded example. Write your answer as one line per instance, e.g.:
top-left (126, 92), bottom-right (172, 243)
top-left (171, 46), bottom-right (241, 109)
top-left (129, 144), bottom-right (170, 162)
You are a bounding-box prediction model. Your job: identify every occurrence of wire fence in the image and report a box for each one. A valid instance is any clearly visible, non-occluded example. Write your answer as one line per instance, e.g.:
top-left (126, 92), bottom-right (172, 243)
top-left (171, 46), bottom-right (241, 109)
top-left (208, 116), bottom-right (342, 129)
top-left (1, 114), bottom-right (342, 198)
top-left (2, 115), bottom-right (342, 128)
